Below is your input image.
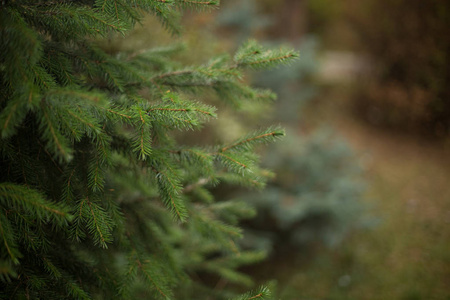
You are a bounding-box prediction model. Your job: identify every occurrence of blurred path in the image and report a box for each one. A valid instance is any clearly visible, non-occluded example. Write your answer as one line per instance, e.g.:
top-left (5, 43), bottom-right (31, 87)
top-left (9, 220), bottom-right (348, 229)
top-left (318, 71), bottom-right (450, 298)
top-left (298, 50), bottom-right (450, 298)
top-left (317, 51), bottom-right (371, 83)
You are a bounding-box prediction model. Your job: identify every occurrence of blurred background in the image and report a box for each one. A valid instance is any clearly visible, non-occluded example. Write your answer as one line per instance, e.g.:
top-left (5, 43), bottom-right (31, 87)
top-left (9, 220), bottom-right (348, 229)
top-left (114, 1), bottom-right (450, 298)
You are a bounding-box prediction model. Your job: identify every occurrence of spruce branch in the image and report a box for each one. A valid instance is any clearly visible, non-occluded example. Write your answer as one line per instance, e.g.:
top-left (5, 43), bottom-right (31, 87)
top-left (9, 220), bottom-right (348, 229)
top-left (154, 168), bottom-right (188, 222)
top-left (88, 152), bottom-right (106, 192)
top-left (0, 212), bottom-right (21, 265)
top-left (240, 53), bottom-right (298, 69)
top-left (216, 152), bottom-right (249, 172)
top-left (62, 166), bottom-right (77, 203)
top-left (234, 39), bottom-right (299, 70)
top-left (122, 248), bottom-right (174, 300)
top-left (86, 200), bottom-right (111, 248)
top-left (63, 277), bottom-right (91, 300)
top-left (176, 0), bottom-right (219, 7)
top-left (0, 260), bottom-right (17, 283)
top-left (0, 183), bottom-right (73, 222)
top-left (220, 127), bottom-right (285, 153)
top-left (146, 93), bottom-right (217, 130)
top-left (131, 105), bottom-right (152, 160)
top-left (41, 256), bottom-right (62, 279)
top-left (72, 196), bottom-right (113, 248)
top-left (137, 259), bottom-right (172, 300)
top-left (150, 47), bottom-right (288, 107)
top-left (118, 252), bottom-right (138, 297)
top-left (196, 214), bottom-right (242, 238)
top-left (229, 285), bottom-right (271, 300)
top-left (22, 3), bottom-right (128, 40)
top-left (144, 0), bottom-right (182, 34)
top-left (0, 95), bottom-right (35, 139)
top-left (38, 102), bottom-right (73, 162)
top-left (154, 69), bottom-right (196, 80)
top-left (106, 108), bottom-right (133, 121)
top-left (179, 148), bottom-right (214, 173)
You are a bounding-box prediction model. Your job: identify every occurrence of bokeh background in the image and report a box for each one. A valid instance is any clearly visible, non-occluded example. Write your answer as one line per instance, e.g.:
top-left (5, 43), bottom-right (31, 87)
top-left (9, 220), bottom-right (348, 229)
top-left (114, 1), bottom-right (450, 298)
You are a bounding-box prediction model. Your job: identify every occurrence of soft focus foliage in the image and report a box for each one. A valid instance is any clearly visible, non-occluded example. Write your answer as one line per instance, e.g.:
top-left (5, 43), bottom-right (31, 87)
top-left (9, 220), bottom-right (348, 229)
top-left (347, 0), bottom-right (450, 136)
top-left (244, 131), bottom-right (365, 253)
top-left (215, 0), bottom-right (365, 263)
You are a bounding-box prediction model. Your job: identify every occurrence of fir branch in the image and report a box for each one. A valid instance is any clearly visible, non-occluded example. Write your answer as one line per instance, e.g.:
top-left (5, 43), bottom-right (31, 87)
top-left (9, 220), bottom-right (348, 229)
top-left (62, 166), bottom-right (77, 203)
top-left (63, 277), bottom-right (91, 300)
top-left (148, 107), bottom-right (214, 117)
top-left (106, 108), bottom-right (132, 121)
top-left (0, 183), bottom-right (73, 222)
top-left (41, 256), bottom-right (62, 279)
top-left (177, 0), bottom-right (219, 6)
top-left (131, 105), bottom-right (152, 160)
top-left (230, 285), bottom-right (271, 300)
top-left (122, 248), bottom-right (174, 300)
top-left (42, 43), bottom-right (77, 86)
top-left (38, 102), bottom-right (73, 162)
top-left (142, 0), bottom-right (182, 34)
top-left (31, 64), bottom-right (57, 91)
top-left (154, 168), bottom-right (188, 222)
top-left (88, 153), bottom-right (105, 192)
top-left (240, 53), bottom-right (298, 68)
top-left (118, 253), bottom-right (138, 297)
top-left (155, 69), bottom-right (195, 80)
top-left (198, 215), bottom-right (242, 238)
top-left (0, 260), bottom-right (17, 283)
top-left (137, 259), bottom-right (171, 300)
top-left (1, 103), bottom-right (18, 135)
top-left (0, 101), bottom-right (23, 139)
top-left (209, 200), bottom-right (256, 225)
top-left (0, 212), bottom-right (21, 264)
top-left (87, 201), bottom-right (109, 248)
top-left (21, 3), bottom-right (127, 40)
top-left (0, 87), bottom-right (40, 138)
top-left (174, 0), bottom-right (219, 12)
top-left (217, 153), bottom-right (248, 170)
top-left (177, 148), bottom-right (214, 173)
top-left (234, 40), bottom-right (299, 70)
top-left (146, 93), bottom-right (217, 130)
top-left (74, 196), bottom-right (113, 248)
top-left (71, 197), bottom-right (88, 242)
top-left (220, 127), bottom-right (285, 152)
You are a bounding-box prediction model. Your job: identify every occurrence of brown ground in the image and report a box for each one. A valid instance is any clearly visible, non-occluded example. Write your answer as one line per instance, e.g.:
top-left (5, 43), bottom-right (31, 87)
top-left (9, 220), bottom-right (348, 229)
top-left (292, 86), bottom-right (450, 299)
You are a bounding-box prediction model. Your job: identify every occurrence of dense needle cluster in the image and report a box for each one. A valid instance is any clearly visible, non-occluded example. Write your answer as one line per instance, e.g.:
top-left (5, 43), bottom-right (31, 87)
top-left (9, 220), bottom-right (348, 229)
top-left (0, 1), bottom-right (297, 299)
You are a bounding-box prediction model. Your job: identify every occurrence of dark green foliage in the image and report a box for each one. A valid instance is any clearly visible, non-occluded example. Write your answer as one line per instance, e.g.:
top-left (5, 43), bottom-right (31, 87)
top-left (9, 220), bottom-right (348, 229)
top-left (0, 1), bottom-right (297, 298)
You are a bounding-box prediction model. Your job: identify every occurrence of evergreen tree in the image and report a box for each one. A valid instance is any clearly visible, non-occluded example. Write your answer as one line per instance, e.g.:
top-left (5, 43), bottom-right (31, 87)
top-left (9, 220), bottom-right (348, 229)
top-left (0, 0), bottom-right (297, 299)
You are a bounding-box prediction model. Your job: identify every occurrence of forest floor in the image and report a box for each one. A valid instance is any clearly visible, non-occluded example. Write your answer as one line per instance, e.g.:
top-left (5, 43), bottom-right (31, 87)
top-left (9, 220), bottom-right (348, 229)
top-left (282, 84), bottom-right (450, 299)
